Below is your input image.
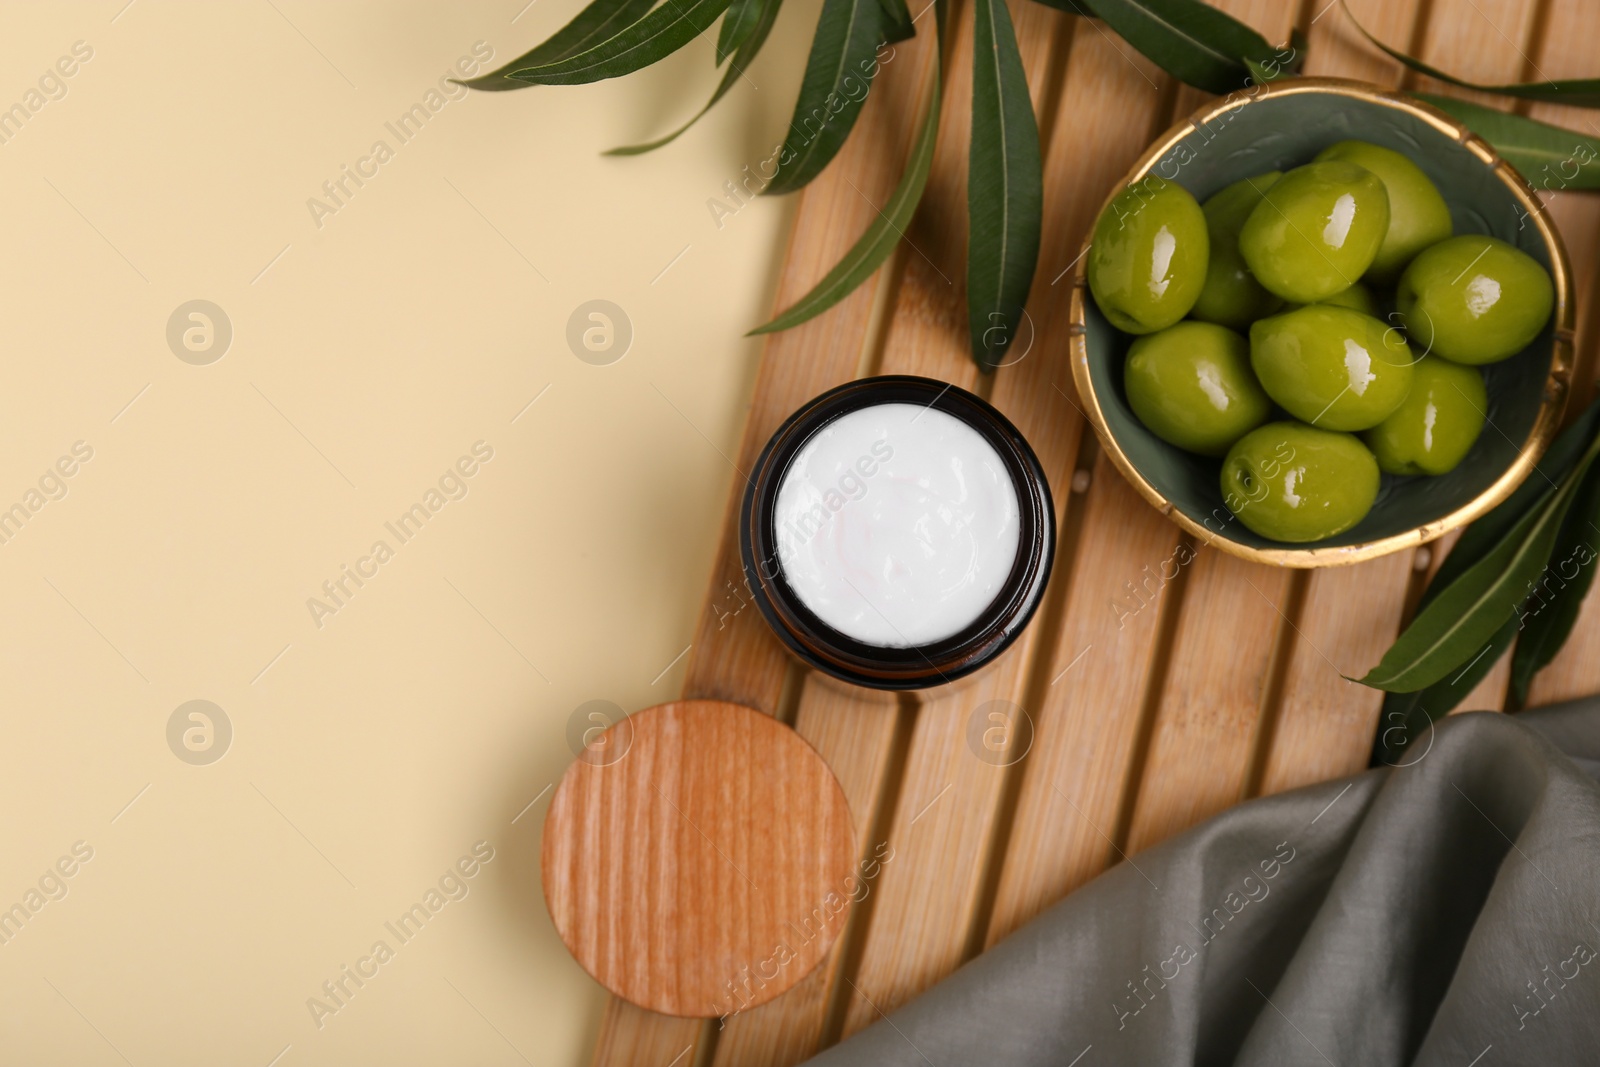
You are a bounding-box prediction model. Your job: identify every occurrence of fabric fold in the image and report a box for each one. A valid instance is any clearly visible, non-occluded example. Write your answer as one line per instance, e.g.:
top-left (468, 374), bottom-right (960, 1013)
top-left (803, 702), bottom-right (1600, 1066)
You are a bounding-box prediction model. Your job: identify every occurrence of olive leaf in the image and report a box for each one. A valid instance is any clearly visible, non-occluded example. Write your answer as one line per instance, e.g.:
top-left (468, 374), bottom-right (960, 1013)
top-left (1245, 27), bottom-right (1305, 84)
top-left (968, 0), bottom-right (1042, 370)
top-left (1372, 415), bottom-right (1600, 761)
top-left (718, 0), bottom-right (769, 65)
top-left (1344, 1), bottom-right (1600, 108)
top-left (1415, 95), bottom-right (1600, 193)
top-left (476, 0), bottom-right (736, 86)
top-left (1426, 398), bottom-right (1600, 597)
top-left (1372, 614), bottom-right (1517, 766)
top-left (762, 0), bottom-right (918, 197)
top-left (608, 0), bottom-right (784, 155)
top-left (1038, 0), bottom-right (1287, 95)
top-left (1510, 452), bottom-right (1600, 703)
top-left (877, 0), bottom-right (916, 44)
top-left (460, 0), bottom-right (659, 90)
top-left (1355, 485), bottom-right (1563, 693)
top-left (1360, 398), bottom-right (1600, 740)
top-left (749, 0), bottom-right (945, 335)
top-left (1357, 425), bottom-right (1600, 694)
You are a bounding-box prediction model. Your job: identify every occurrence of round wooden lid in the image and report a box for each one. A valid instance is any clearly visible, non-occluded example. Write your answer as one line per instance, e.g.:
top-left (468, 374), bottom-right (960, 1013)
top-left (542, 700), bottom-right (856, 1018)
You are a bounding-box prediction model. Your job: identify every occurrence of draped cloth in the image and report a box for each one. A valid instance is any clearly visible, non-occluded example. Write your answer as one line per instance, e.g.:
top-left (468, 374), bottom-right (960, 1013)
top-left (802, 702), bottom-right (1600, 1065)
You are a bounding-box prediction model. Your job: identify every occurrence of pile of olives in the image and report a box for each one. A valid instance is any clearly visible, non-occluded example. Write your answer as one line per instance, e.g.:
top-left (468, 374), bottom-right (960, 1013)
top-left (1087, 140), bottom-right (1555, 544)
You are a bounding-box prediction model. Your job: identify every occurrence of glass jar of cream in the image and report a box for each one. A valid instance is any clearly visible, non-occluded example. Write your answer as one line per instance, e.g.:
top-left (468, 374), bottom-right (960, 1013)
top-left (741, 376), bottom-right (1055, 689)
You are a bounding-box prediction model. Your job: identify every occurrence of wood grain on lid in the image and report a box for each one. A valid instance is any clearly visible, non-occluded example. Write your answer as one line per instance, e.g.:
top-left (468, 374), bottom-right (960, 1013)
top-left (544, 700), bottom-right (856, 1018)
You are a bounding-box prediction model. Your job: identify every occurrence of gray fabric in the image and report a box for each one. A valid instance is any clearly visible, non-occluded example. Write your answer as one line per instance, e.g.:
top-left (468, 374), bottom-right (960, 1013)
top-left (805, 704), bottom-right (1600, 1066)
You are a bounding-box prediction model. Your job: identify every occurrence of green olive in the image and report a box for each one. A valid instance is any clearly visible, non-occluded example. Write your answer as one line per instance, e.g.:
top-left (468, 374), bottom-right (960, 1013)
top-left (1088, 178), bottom-right (1209, 334)
top-left (1314, 140), bottom-right (1452, 283)
top-left (1221, 422), bottom-right (1380, 542)
top-left (1189, 172), bottom-right (1283, 330)
top-left (1362, 356), bottom-right (1487, 475)
top-left (1249, 305), bottom-right (1415, 431)
top-left (1239, 161), bottom-right (1390, 304)
top-left (1396, 235), bottom-right (1554, 365)
top-left (1124, 322), bottom-right (1270, 456)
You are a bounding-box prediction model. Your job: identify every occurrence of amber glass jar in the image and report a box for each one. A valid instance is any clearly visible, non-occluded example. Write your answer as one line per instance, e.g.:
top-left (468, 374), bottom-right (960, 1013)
top-left (740, 376), bottom-right (1054, 690)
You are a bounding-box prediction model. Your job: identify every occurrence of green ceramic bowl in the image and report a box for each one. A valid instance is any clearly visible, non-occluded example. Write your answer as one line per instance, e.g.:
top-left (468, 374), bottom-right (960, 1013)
top-left (1070, 77), bottom-right (1573, 567)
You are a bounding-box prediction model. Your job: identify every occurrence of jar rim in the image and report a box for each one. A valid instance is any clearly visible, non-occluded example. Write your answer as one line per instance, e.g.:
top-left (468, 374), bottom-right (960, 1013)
top-left (740, 375), bottom-right (1055, 690)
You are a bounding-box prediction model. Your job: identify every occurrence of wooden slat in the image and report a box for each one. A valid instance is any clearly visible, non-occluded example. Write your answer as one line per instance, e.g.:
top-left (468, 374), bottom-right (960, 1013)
top-left (834, 2), bottom-right (1077, 1036)
top-left (986, 455), bottom-right (1186, 943)
top-left (836, 647), bottom-right (1035, 1035)
top-left (1302, 0), bottom-right (1423, 86)
top-left (1407, 0), bottom-right (1540, 107)
top-left (1111, 0), bottom-right (1300, 854)
top-left (1257, 552), bottom-right (1414, 791)
top-left (984, 24), bottom-right (1178, 946)
top-left (1539, 200), bottom-right (1600, 421)
top-left (589, 23), bottom-right (945, 1067)
top-left (1124, 550), bottom-right (1292, 850)
top-left (1386, 0), bottom-right (1552, 717)
top-left (590, 1001), bottom-right (701, 1067)
top-left (1254, 0), bottom-right (1427, 795)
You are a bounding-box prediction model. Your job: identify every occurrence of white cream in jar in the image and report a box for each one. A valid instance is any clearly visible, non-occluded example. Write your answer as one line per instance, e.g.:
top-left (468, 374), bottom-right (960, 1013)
top-left (773, 402), bottom-right (1022, 647)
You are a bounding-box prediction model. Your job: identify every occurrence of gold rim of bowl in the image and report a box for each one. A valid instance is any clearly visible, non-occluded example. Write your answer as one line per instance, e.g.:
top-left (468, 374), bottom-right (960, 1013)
top-left (1068, 76), bottom-right (1575, 569)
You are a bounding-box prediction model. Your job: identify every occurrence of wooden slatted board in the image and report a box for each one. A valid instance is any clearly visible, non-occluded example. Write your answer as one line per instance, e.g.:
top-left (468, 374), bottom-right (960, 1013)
top-left (584, 0), bottom-right (1600, 1062)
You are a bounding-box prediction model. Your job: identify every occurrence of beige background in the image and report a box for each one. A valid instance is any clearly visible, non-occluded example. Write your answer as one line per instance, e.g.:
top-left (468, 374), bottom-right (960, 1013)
top-left (0, 2), bottom-right (816, 1063)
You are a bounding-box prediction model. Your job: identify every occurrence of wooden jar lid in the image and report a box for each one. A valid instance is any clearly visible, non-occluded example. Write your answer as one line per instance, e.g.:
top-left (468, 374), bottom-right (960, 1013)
top-left (542, 700), bottom-right (856, 1018)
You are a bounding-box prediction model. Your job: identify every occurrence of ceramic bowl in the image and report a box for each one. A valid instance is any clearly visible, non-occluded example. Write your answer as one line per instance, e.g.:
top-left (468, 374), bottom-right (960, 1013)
top-left (1069, 77), bottom-right (1574, 567)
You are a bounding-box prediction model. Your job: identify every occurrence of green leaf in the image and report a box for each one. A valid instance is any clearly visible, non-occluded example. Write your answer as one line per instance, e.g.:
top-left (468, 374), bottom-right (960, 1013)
top-left (968, 0), bottom-right (1041, 370)
top-left (1284, 27), bottom-right (1307, 76)
top-left (1358, 430), bottom-right (1600, 693)
top-left (1510, 456), bottom-right (1600, 704)
top-left (748, 0), bottom-right (944, 335)
top-left (1041, 0), bottom-right (1280, 96)
top-left (459, 0), bottom-right (658, 90)
top-left (1415, 95), bottom-right (1600, 192)
top-left (1246, 27), bottom-right (1305, 85)
top-left (717, 0), bottom-right (766, 65)
top-left (1345, 2), bottom-right (1600, 108)
top-left (489, 0), bottom-right (736, 86)
top-left (608, 0), bottom-right (782, 154)
top-left (1357, 491), bottom-right (1560, 693)
top-left (1423, 397), bottom-right (1600, 604)
top-left (1243, 56), bottom-right (1275, 86)
top-left (762, 0), bottom-right (918, 197)
top-left (875, 0), bottom-right (915, 42)
top-left (1372, 614), bottom-right (1517, 766)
